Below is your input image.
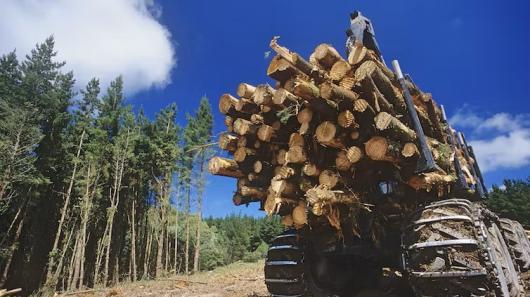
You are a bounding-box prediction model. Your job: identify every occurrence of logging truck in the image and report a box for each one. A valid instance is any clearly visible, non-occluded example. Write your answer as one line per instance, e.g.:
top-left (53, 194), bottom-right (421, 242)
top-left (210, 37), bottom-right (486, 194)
top-left (209, 11), bottom-right (530, 296)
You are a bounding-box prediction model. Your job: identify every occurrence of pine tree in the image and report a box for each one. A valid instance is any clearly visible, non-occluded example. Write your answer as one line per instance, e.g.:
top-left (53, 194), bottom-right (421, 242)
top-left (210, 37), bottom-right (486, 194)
top-left (190, 96), bottom-right (213, 273)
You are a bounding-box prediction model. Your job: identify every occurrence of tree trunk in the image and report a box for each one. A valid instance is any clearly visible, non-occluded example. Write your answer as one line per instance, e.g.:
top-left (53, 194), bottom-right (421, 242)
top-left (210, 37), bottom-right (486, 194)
top-left (46, 129), bottom-right (85, 286)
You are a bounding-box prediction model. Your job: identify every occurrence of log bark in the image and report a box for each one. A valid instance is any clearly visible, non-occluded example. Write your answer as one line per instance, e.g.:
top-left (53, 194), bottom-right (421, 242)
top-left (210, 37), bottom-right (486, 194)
top-left (374, 112), bottom-right (416, 142)
top-left (208, 157), bottom-right (245, 178)
top-left (267, 56), bottom-right (299, 82)
top-left (319, 82), bottom-right (359, 105)
top-left (293, 79), bottom-right (337, 117)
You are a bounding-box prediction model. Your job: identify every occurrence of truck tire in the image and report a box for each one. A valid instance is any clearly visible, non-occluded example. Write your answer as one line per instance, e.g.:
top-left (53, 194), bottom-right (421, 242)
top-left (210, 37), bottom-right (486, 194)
top-left (401, 199), bottom-right (525, 296)
top-left (264, 229), bottom-right (380, 297)
top-left (499, 218), bottom-right (530, 272)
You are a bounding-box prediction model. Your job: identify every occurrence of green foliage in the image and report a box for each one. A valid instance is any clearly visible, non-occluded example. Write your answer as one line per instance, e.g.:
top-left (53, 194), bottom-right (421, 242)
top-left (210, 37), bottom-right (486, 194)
top-left (487, 177), bottom-right (530, 227)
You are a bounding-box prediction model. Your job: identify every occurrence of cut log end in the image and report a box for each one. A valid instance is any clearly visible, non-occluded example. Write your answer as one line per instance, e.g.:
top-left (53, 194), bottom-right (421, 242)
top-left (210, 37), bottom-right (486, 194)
top-left (209, 157), bottom-right (244, 178)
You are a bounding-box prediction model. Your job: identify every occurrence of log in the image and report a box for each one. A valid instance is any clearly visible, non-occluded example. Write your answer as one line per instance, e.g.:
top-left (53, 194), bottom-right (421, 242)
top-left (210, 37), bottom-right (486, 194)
top-left (219, 93), bottom-right (239, 114)
top-left (293, 79), bottom-right (337, 116)
top-left (233, 193), bottom-right (260, 206)
top-left (235, 98), bottom-right (259, 114)
top-left (300, 177), bottom-right (316, 192)
top-left (313, 44), bottom-right (342, 69)
top-left (401, 142), bottom-right (418, 158)
top-left (347, 43), bottom-right (368, 65)
top-left (276, 149), bottom-right (287, 165)
top-left (233, 118), bottom-right (259, 136)
top-left (360, 75), bottom-right (394, 113)
top-left (353, 99), bottom-right (375, 115)
top-left (374, 112), bottom-right (416, 142)
top-left (297, 108), bottom-right (313, 135)
top-left (248, 172), bottom-right (271, 187)
top-left (350, 130), bottom-right (360, 140)
top-left (218, 133), bottom-right (238, 152)
top-left (267, 55), bottom-right (300, 82)
top-left (330, 59), bottom-right (352, 81)
top-left (237, 83), bottom-right (256, 98)
top-left (269, 38), bottom-right (326, 82)
top-left (319, 82), bottom-right (359, 105)
top-left (250, 113), bottom-right (264, 124)
top-left (224, 116), bottom-right (234, 132)
top-left (274, 166), bottom-right (297, 180)
top-left (209, 157), bottom-right (245, 178)
top-left (315, 121), bottom-right (345, 149)
top-left (252, 84), bottom-right (275, 105)
top-left (253, 160), bottom-right (274, 175)
top-left (364, 136), bottom-right (400, 163)
top-left (337, 110), bottom-right (358, 129)
top-left (335, 150), bottom-right (353, 171)
top-left (339, 76), bottom-right (357, 91)
top-left (273, 88), bottom-right (301, 106)
top-left (319, 169), bottom-right (339, 188)
top-left (292, 201), bottom-right (308, 226)
top-left (303, 163), bottom-right (320, 177)
top-left (289, 133), bottom-right (305, 147)
top-left (305, 186), bottom-right (359, 206)
top-left (234, 147), bottom-right (257, 163)
top-left (346, 146), bottom-right (363, 164)
top-left (257, 124), bottom-right (276, 142)
top-left (408, 172), bottom-right (456, 191)
top-left (285, 146), bottom-right (307, 164)
top-left (270, 179), bottom-right (297, 197)
top-left (239, 185), bottom-right (266, 200)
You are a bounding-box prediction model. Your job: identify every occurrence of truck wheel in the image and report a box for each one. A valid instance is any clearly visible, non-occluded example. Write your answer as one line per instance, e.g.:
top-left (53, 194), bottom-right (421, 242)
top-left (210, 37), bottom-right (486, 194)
top-left (401, 199), bottom-right (526, 296)
top-left (264, 229), bottom-right (380, 297)
top-left (499, 218), bottom-right (530, 272)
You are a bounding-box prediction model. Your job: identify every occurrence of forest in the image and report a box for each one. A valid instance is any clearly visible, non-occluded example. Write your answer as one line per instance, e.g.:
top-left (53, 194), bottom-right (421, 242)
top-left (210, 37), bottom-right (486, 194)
top-left (0, 37), bottom-right (283, 296)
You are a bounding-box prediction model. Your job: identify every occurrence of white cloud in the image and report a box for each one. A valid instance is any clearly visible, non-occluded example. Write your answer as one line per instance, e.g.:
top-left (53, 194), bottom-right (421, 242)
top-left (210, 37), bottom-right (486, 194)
top-left (0, 0), bottom-right (176, 94)
top-left (450, 107), bottom-right (530, 172)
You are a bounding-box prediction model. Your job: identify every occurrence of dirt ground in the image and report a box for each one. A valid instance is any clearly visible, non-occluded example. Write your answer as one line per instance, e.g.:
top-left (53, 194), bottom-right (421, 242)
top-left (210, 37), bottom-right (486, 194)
top-left (57, 262), bottom-right (530, 297)
top-left (58, 261), bottom-right (268, 297)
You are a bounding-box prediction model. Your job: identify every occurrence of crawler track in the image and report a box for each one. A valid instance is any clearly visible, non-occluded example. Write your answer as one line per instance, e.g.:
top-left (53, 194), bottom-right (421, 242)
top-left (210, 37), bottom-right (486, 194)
top-left (402, 199), bottom-right (526, 296)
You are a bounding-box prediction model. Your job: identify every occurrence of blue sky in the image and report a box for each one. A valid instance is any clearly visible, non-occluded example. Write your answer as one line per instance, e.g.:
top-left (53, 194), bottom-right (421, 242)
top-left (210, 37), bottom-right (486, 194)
top-left (2, 0), bottom-right (530, 217)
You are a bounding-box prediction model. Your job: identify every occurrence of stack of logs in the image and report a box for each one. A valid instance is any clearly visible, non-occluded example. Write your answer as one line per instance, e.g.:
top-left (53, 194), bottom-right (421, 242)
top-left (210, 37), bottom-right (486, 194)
top-left (209, 38), bottom-right (477, 228)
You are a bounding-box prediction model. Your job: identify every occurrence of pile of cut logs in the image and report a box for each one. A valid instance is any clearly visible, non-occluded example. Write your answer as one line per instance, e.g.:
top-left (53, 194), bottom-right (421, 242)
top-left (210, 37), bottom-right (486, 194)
top-left (209, 38), bottom-right (477, 228)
